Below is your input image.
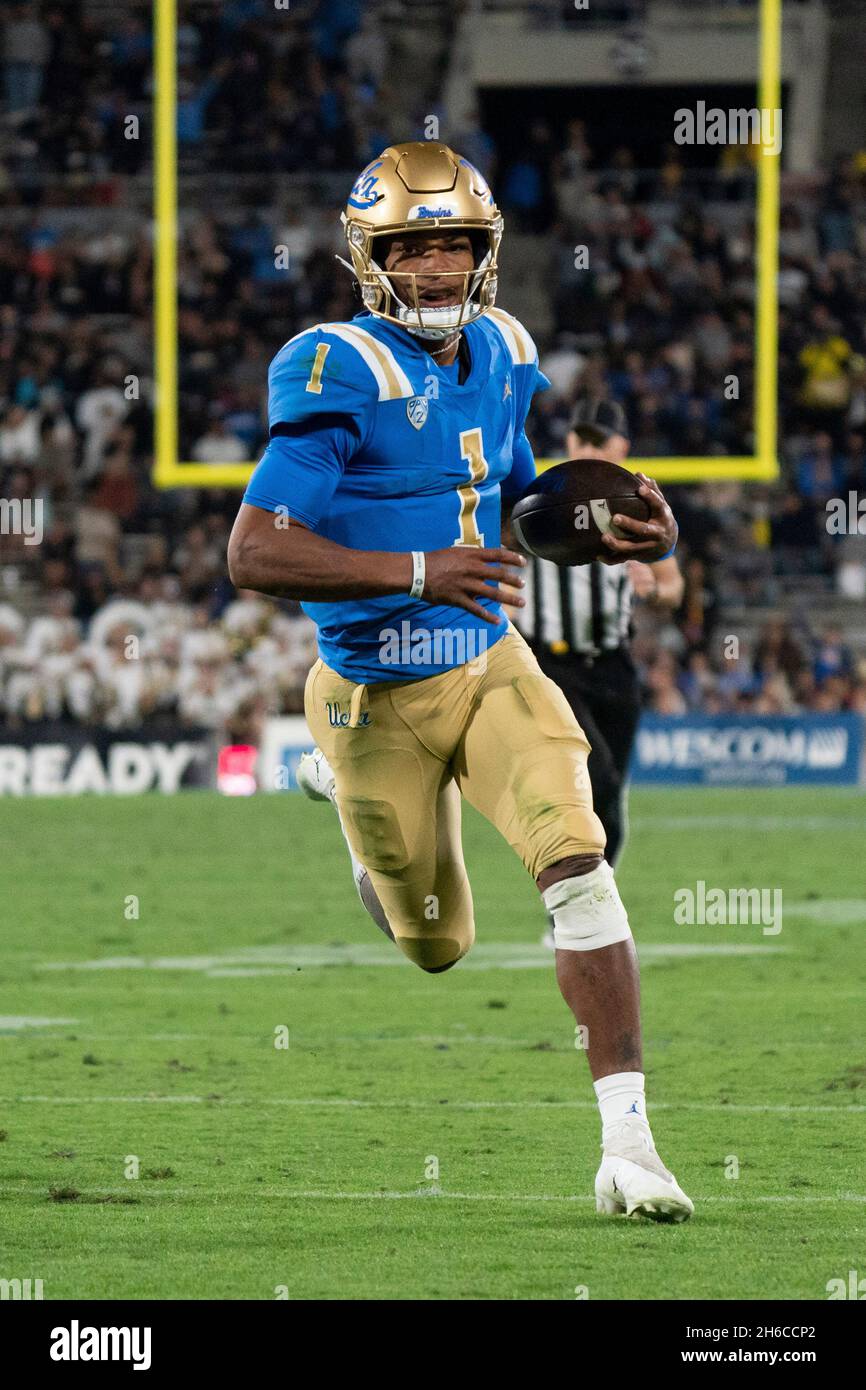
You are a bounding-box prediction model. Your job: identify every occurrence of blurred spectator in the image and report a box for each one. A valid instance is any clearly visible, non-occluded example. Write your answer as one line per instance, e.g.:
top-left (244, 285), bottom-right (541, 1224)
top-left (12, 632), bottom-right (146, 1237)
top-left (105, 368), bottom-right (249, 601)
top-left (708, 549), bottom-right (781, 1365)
top-left (794, 431), bottom-right (847, 501)
top-left (813, 626), bottom-right (854, 687)
top-left (798, 306), bottom-right (853, 424)
top-left (191, 417), bottom-right (249, 464)
top-left (753, 619), bottom-right (805, 686)
top-left (0, 406), bottom-right (40, 466)
top-left (75, 368), bottom-right (129, 479)
top-left (3, 2), bottom-right (51, 116)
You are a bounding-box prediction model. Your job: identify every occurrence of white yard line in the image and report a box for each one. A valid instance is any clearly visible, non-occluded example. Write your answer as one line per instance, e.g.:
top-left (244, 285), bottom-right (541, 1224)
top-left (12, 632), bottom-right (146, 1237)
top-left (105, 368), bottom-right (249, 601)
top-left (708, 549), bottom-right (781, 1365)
top-left (775, 900), bottom-right (866, 922)
top-left (0, 1016), bottom-right (78, 1031)
top-left (631, 815), bottom-right (866, 831)
top-left (3, 1095), bottom-right (864, 1114)
top-left (32, 941), bottom-right (784, 975)
top-left (242, 1190), bottom-right (866, 1205)
top-left (0, 1032), bottom-right (854, 1048)
top-left (1, 1183), bottom-right (862, 1205)
top-left (0, 1032), bottom-right (559, 1047)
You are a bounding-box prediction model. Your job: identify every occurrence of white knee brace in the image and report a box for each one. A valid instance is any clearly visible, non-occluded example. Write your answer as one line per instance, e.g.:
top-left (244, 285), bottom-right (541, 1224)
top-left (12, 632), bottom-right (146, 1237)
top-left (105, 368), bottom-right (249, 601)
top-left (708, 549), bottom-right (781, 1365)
top-left (542, 862), bottom-right (632, 951)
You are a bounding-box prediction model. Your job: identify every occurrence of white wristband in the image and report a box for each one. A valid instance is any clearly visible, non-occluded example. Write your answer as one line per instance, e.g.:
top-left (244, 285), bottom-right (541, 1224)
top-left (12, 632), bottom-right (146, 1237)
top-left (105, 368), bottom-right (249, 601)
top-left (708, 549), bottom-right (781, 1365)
top-left (409, 550), bottom-right (426, 599)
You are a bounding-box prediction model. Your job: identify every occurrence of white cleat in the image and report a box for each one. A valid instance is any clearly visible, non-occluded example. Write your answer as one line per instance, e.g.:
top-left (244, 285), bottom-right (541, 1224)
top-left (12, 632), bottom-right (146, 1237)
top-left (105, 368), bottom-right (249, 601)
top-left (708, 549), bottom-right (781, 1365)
top-left (595, 1120), bottom-right (694, 1223)
top-left (296, 748), bottom-right (336, 802)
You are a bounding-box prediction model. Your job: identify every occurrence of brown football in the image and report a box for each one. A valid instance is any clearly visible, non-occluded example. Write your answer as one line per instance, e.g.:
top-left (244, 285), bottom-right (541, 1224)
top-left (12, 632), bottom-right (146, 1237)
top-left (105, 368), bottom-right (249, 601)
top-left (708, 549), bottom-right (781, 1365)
top-left (510, 458), bottom-right (650, 566)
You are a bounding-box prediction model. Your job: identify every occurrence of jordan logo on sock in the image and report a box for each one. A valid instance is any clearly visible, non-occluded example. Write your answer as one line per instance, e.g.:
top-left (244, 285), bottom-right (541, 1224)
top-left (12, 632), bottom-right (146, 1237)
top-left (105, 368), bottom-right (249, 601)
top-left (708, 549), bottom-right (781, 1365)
top-left (626, 1101), bottom-right (641, 1115)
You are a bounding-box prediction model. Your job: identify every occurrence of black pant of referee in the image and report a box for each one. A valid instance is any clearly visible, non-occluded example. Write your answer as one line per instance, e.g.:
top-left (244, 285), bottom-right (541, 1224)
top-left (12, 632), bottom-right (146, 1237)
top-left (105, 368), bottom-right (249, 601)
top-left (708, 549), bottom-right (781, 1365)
top-left (531, 641), bottom-right (642, 867)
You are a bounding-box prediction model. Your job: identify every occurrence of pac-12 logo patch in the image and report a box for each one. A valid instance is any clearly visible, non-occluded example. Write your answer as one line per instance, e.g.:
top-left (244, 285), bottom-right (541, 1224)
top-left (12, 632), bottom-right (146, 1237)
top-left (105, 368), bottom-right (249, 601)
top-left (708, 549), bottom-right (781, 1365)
top-left (407, 396), bottom-right (429, 430)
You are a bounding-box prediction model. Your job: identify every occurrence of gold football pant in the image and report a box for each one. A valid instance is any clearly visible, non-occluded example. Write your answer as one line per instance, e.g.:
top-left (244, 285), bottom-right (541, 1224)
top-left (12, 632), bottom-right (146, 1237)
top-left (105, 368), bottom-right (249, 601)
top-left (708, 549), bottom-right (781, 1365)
top-left (304, 626), bottom-right (606, 971)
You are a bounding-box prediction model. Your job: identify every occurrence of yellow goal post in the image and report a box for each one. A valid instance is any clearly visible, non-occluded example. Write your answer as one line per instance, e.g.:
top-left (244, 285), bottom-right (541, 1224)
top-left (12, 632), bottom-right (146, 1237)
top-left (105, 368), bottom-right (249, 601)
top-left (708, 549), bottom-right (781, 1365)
top-left (152, 0), bottom-right (781, 487)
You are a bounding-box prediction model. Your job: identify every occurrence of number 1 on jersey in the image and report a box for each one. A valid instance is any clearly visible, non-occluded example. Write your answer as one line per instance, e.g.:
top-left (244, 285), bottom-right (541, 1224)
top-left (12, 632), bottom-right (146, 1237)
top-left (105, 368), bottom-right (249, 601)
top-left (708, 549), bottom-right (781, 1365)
top-left (305, 343), bottom-right (330, 395)
top-left (454, 428), bottom-right (489, 547)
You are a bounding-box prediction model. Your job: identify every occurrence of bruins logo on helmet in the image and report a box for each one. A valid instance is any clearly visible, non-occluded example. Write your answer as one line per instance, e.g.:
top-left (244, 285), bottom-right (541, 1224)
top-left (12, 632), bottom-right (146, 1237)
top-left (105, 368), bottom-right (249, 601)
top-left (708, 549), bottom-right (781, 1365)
top-left (338, 142), bottom-right (503, 341)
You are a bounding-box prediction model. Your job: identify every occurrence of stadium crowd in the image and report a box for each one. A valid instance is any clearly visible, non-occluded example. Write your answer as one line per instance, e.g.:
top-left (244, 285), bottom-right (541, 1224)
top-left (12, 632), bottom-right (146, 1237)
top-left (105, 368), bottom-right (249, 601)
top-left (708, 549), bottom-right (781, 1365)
top-left (1, 0), bottom-right (391, 185)
top-left (2, 0), bottom-right (866, 735)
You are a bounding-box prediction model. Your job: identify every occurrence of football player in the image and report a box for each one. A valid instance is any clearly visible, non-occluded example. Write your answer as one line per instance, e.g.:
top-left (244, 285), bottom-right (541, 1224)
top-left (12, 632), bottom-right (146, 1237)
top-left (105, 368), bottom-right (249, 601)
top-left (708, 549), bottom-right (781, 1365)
top-left (228, 142), bottom-right (693, 1221)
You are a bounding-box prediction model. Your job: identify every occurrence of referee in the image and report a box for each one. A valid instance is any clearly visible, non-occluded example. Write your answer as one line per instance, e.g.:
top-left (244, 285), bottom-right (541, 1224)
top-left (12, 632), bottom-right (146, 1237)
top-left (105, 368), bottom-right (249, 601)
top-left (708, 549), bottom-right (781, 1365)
top-left (517, 398), bottom-right (684, 869)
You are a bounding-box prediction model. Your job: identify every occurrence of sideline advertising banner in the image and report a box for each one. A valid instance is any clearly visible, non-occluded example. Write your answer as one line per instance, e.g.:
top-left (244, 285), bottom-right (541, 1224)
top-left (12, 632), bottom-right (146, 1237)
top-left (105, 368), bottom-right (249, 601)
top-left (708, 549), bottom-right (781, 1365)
top-left (0, 724), bottom-right (213, 795)
top-left (631, 713), bottom-right (865, 787)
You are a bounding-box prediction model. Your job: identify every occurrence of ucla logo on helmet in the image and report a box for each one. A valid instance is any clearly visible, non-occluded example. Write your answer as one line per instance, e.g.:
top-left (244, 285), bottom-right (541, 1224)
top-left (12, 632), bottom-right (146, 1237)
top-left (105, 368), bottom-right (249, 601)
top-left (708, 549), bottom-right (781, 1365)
top-left (406, 396), bottom-right (429, 430)
top-left (348, 160), bottom-right (383, 210)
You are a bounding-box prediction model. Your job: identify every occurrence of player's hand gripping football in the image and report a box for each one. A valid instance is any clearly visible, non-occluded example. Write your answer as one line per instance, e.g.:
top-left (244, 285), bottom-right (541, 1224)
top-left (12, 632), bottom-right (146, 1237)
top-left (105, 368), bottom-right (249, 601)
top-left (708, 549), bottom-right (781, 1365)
top-left (422, 545), bottom-right (526, 624)
top-left (598, 473), bottom-right (678, 565)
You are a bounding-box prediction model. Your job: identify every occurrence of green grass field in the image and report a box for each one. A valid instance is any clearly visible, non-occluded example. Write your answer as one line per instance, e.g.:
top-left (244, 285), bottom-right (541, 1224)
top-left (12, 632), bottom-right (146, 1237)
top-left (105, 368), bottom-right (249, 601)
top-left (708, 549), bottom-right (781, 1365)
top-left (1, 787), bottom-right (864, 1300)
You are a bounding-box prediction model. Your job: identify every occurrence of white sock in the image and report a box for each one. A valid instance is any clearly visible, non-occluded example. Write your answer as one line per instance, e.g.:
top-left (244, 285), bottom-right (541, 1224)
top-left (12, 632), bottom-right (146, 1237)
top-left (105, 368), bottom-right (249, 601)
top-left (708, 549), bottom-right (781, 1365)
top-left (594, 1071), bottom-right (653, 1146)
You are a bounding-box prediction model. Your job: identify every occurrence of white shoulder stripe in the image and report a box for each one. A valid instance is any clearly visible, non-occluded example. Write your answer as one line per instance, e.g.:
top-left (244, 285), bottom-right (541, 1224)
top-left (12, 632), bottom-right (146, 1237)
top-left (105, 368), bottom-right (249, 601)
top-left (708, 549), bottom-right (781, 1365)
top-left (321, 323), bottom-right (415, 401)
top-left (486, 307), bottom-right (537, 366)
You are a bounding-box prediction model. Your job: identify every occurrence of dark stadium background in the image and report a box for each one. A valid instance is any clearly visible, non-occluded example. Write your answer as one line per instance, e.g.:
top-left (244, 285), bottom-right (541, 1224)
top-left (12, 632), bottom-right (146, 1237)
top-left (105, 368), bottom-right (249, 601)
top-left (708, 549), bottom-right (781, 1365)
top-left (0, 0), bottom-right (864, 772)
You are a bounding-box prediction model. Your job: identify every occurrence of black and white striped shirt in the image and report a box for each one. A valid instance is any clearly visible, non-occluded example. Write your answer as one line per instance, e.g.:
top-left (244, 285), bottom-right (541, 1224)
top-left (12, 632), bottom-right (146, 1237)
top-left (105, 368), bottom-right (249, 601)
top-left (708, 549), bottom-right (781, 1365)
top-left (519, 558), bottom-right (633, 655)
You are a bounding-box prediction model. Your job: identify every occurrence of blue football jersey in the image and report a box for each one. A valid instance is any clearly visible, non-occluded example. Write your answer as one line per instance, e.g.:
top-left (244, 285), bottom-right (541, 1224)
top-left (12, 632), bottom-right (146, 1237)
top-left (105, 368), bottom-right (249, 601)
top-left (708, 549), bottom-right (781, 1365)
top-left (243, 308), bottom-right (550, 683)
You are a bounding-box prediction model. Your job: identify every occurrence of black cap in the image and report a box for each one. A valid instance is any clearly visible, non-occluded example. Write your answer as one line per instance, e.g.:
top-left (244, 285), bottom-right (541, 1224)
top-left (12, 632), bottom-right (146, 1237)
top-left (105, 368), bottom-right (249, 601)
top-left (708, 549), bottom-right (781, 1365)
top-left (569, 397), bottom-right (629, 444)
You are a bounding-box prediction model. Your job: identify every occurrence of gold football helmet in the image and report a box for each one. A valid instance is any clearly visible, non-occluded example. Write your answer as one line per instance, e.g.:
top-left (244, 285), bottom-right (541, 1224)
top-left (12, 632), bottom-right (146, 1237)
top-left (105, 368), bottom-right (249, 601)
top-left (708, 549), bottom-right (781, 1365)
top-left (339, 141), bottom-right (503, 340)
